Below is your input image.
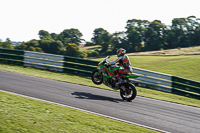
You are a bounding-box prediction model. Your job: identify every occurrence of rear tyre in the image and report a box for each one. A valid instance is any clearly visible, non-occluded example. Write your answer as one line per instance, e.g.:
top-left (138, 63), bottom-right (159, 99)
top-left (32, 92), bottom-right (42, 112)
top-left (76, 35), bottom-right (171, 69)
top-left (91, 69), bottom-right (103, 85)
top-left (120, 83), bottom-right (137, 101)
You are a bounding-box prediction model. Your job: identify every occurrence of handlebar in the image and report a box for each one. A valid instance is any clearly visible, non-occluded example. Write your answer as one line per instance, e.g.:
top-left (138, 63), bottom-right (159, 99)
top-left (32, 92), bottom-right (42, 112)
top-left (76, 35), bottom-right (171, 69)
top-left (106, 55), bottom-right (110, 59)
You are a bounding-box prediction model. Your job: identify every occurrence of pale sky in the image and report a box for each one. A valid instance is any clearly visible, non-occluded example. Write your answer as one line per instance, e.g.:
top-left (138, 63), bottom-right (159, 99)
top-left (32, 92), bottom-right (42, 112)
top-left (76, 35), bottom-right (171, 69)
top-left (0, 0), bottom-right (199, 42)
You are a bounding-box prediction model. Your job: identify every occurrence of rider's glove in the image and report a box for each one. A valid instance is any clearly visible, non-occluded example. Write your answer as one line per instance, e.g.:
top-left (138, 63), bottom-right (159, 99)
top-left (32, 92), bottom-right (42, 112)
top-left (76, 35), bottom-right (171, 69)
top-left (104, 63), bottom-right (110, 67)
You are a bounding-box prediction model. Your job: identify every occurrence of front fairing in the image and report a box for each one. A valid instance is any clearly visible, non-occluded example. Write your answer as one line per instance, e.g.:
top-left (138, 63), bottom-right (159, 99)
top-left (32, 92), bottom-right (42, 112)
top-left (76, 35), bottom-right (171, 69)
top-left (120, 73), bottom-right (139, 78)
top-left (110, 65), bottom-right (121, 71)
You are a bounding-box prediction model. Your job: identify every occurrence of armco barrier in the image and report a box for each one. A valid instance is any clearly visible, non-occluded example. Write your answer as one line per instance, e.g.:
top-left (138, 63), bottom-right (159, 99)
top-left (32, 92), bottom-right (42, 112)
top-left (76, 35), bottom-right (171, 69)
top-left (24, 51), bottom-right (64, 72)
top-left (0, 48), bottom-right (24, 65)
top-left (171, 76), bottom-right (200, 99)
top-left (0, 48), bottom-right (24, 55)
top-left (0, 48), bottom-right (200, 99)
top-left (131, 67), bottom-right (172, 92)
top-left (24, 51), bottom-right (97, 76)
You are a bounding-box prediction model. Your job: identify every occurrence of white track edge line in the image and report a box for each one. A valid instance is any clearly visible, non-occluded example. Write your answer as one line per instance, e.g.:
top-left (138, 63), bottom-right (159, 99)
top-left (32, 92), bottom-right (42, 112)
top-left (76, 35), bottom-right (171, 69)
top-left (0, 90), bottom-right (170, 133)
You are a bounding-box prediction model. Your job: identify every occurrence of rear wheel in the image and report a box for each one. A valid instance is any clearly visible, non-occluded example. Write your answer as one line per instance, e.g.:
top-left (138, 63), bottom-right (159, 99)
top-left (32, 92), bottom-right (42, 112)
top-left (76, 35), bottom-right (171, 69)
top-left (120, 83), bottom-right (137, 101)
top-left (91, 69), bottom-right (103, 85)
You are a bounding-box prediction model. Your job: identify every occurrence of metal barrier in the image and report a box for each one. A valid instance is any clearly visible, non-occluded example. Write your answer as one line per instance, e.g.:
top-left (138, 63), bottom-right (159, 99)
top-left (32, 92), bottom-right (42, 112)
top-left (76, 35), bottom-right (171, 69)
top-left (0, 48), bottom-right (200, 99)
top-left (131, 67), bottom-right (173, 93)
top-left (0, 48), bottom-right (24, 65)
top-left (172, 76), bottom-right (200, 99)
top-left (24, 51), bottom-right (97, 76)
top-left (24, 51), bottom-right (64, 72)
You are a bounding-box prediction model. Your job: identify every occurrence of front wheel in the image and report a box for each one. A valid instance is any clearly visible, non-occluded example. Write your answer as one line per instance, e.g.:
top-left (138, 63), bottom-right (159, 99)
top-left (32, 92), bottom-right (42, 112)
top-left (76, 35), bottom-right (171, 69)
top-left (120, 83), bottom-right (137, 101)
top-left (91, 69), bottom-right (103, 85)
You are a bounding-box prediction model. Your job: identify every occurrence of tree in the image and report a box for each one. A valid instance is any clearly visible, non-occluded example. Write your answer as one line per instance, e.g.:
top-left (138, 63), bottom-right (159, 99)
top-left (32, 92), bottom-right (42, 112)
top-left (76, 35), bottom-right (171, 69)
top-left (15, 40), bottom-right (44, 52)
top-left (91, 28), bottom-right (112, 53)
top-left (26, 46), bottom-right (36, 52)
top-left (64, 44), bottom-right (87, 58)
top-left (111, 32), bottom-right (127, 51)
top-left (170, 18), bottom-right (189, 47)
top-left (39, 39), bottom-right (64, 54)
top-left (1, 38), bottom-right (13, 49)
top-left (125, 25), bottom-right (142, 52)
top-left (194, 25), bottom-right (200, 46)
top-left (144, 20), bottom-right (166, 51)
top-left (125, 19), bottom-right (149, 52)
top-left (38, 30), bottom-right (51, 40)
top-left (100, 32), bottom-right (112, 52)
top-left (64, 44), bottom-right (83, 57)
top-left (185, 16), bottom-right (200, 46)
top-left (163, 27), bottom-right (177, 49)
top-left (15, 42), bottom-right (27, 50)
top-left (101, 42), bottom-right (109, 52)
top-left (50, 33), bottom-right (58, 40)
top-left (25, 39), bottom-right (40, 47)
top-left (35, 47), bottom-right (44, 52)
top-left (91, 28), bottom-right (108, 45)
top-left (58, 29), bottom-right (83, 46)
top-left (0, 40), bottom-right (2, 48)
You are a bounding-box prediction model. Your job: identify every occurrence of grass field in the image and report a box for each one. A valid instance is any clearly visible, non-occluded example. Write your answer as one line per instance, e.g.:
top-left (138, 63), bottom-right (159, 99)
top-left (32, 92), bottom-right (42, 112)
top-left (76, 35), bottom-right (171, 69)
top-left (0, 91), bottom-right (156, 133)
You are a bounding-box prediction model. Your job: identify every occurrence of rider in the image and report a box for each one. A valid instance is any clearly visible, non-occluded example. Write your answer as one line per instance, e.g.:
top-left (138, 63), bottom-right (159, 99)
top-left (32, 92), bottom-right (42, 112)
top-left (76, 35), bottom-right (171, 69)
top-left (106, 48), bottom-right (132, 86)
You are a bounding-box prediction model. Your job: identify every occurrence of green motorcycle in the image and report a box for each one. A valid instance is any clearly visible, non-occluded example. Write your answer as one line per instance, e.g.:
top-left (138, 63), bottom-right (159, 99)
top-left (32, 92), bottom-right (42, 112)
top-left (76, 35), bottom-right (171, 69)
top-left (91, 56), bottom-right (139, 101)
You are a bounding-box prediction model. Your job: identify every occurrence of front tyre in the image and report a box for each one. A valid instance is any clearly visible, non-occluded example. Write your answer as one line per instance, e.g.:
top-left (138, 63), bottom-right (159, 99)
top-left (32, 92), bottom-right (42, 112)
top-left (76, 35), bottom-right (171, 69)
top-left (120, 83), bottom-right (137, 101)
top-left (91, 69), bottom-right (103, 85)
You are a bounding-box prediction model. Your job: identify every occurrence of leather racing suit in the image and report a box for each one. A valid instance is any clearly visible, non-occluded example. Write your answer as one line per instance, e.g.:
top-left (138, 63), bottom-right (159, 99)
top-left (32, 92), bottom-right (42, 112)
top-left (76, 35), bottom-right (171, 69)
top-left (108, 55), bottom-right (132, 77)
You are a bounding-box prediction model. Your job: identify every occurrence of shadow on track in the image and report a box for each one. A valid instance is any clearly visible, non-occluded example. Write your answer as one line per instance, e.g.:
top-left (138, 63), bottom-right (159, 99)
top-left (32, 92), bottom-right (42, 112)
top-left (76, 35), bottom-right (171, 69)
top-left (71, 92), bottom-right (123, 103)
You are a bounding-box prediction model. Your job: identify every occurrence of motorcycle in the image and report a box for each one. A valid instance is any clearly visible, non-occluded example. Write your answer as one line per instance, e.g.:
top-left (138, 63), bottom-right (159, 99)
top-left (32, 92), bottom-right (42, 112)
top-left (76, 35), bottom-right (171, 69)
top-left (91, 56), bottom-right (139, 101)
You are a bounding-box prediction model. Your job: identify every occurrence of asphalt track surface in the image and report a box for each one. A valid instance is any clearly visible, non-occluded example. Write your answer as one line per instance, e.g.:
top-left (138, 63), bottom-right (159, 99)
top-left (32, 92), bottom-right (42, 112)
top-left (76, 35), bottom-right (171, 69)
top-left (0, 70), bottom-right (200, 133)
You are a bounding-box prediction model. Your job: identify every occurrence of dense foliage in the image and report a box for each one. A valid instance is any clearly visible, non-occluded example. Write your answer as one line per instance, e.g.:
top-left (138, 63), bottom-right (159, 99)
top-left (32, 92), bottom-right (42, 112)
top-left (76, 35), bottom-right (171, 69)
top-left (1, 16), bottom-right (200, 57)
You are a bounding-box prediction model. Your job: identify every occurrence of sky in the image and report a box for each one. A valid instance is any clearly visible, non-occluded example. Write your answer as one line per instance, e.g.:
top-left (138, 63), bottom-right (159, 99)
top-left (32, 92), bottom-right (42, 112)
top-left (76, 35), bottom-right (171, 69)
top-left (0, 0), bottom-right (200, 42)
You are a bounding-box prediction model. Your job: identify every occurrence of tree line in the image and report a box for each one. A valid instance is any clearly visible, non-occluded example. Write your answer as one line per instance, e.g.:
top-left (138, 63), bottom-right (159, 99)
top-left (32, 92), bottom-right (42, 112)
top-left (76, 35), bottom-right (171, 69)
top-left (1, 16), bottom-right (200, 58)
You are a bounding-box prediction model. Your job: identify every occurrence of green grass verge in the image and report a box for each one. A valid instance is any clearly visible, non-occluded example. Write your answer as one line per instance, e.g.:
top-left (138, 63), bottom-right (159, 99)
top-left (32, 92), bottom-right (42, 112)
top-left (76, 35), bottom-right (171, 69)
top-left (79, 45), bottom-right (102, 51)
top-left (0, 63), bottom-right (200, 108)
top-left (0, 91), bottom-right (156, 133)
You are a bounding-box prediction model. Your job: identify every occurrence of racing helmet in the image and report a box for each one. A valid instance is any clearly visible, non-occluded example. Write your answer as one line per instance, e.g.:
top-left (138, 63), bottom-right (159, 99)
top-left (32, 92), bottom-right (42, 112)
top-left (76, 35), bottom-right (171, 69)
top-left (117, 48), bottom-right (126, 57)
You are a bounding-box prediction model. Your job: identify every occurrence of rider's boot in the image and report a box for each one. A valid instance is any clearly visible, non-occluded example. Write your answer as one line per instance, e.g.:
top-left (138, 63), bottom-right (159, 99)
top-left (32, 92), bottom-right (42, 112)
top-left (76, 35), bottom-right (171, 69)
top-left (115, 76), bottom-right (123, 86)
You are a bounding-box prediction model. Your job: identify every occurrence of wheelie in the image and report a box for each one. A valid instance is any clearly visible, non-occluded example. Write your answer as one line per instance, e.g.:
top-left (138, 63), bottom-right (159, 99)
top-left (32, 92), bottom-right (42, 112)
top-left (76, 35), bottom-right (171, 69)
top-left (91, 48), bottom-right (138, 101)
